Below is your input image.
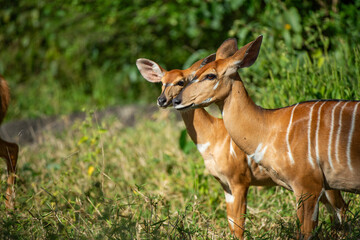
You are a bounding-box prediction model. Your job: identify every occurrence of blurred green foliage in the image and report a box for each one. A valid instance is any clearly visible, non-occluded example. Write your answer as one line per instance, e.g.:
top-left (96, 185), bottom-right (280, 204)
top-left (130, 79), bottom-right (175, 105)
top-left (0, 0), bottom-right (359, 119)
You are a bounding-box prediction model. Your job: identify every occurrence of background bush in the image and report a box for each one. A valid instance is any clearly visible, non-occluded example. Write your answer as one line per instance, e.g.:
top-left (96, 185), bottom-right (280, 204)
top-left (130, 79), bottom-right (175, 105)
top-left (0, 0), bottom-right (359, 119)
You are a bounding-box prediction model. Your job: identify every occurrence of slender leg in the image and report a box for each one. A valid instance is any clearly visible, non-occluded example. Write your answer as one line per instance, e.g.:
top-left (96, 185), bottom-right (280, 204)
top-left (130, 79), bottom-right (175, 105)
top-left (295, 188), bottom-right (323, 239)
top-left (321, 190), bottom-right (348, 226)
top-left (224, 184), bottom-right (249, 239)
top-left (0, 138), bottom-right (19, 209)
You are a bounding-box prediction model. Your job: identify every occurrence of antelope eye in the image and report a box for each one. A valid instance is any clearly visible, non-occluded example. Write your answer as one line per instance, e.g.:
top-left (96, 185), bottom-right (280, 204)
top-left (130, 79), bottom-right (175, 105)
top-left (205, 74), bottom-right (216, 80)
top-left (176, 80), bottom-right (185, 86)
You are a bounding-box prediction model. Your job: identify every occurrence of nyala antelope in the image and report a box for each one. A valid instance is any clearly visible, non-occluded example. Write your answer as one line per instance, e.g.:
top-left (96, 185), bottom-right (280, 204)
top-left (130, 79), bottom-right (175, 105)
top-left (136, 42), bottom-right (348, 238)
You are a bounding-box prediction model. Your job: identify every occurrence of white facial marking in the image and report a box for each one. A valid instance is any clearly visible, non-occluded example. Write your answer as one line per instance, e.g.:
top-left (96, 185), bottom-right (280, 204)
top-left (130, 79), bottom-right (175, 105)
top-left (201, 98), bottom-right (212, 104)
top-left (315, 102), bottom-right (327, 165)
top-left (225, 192), bottom-right (235, 203)
top-left (191, 79), bottom-right (199, 84)
top-left (228, 217), bottom-right (235, 229)
top-left (286, 103), bottom-right (298, 164)
top-left (347, 102), bottom-right (360, 171)
top-left (230, 139), bottom-right (237, 158)
top-left (335, 102), bottom-right (350, 163)
top-left (196, 142), bottom-right (210, 154)
top-left (213, 80), bottom-right (220, 90)
top-left (162, 82), bottom-right (174, 87)
top-left (328, 102), bottom-right (342, 169)
top-left (175, 104), bottom-right (190, 110)
top-left (308, 101), bottom-right (320, 168)
top-left (249, 143), bottom-right (268, 163)
top-left (312, 189), bottom-right (325, 221)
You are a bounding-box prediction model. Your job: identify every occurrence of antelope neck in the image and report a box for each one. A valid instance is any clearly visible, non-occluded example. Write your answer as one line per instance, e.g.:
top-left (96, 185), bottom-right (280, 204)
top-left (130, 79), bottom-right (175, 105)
top-left (220, 79), bottom-right (271, 156)
top-left (180, 108), bottom-right (217, 145)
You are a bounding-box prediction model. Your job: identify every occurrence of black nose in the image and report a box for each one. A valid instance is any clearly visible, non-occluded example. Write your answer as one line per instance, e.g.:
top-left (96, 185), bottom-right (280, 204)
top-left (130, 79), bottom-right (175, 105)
top-left (157, 97), bottom-right (167, 106)
top-left (172, 97), bottom-right (181, 106)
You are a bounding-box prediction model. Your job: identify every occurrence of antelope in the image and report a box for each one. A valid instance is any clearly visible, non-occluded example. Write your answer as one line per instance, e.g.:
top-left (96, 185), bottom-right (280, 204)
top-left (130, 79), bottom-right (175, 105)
top-left (0, 75), bottom-right (18, 209)
top-left (172, 35), bottom-right (357, 238)
top-left (136, 45), bottom-right (347, 238)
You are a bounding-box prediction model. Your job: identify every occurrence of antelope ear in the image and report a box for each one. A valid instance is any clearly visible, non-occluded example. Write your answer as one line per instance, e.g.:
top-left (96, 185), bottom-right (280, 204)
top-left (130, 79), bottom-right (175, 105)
top-left (199, 53), bottom-right (216, 68)
top-left (232, 35), bottom-right (263, 69)
top-left (136, 58), bottom-right (165, 83)
top-left (215, 38), bottom-right (238, 60)
top-left (188, 53), bottom-right (216, 78)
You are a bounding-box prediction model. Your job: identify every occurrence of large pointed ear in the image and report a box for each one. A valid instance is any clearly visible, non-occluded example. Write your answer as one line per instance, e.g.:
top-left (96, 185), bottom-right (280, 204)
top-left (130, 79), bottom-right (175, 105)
top-left (136, 58), bottom-right (166, 83)
top-left (215, 38), bottom-right (238, 60)
top-left (232, 35), bottom-right (263, 69)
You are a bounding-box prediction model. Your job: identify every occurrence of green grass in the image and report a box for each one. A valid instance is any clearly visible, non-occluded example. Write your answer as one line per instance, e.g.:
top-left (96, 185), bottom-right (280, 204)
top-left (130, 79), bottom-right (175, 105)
top-left (1, 110), bottom-right (359, 239)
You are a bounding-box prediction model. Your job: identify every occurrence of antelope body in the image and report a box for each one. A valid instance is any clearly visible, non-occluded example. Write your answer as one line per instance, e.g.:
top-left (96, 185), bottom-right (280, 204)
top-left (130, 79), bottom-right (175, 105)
top-left (172, 36), bottom-right (358, 238)
top-left (136, 51), bottom-right (348, 238)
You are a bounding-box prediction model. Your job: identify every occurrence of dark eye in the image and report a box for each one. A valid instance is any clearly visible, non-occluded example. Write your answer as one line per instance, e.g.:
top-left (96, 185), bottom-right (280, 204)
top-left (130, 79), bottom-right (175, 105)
top-left (176, 80), bottom-right (185, 86)
top-left (205, 74), bottom-right (216, 80)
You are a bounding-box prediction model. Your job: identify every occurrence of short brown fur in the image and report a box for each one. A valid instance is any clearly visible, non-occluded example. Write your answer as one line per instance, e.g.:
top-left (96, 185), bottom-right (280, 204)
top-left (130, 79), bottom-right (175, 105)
top-left (173, 36), bottom-right (354, 238)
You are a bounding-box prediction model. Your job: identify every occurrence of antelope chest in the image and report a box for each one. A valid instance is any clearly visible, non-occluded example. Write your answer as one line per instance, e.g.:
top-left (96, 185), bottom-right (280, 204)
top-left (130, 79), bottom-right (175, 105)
top-left (197, 142), bottom-right (229, 186)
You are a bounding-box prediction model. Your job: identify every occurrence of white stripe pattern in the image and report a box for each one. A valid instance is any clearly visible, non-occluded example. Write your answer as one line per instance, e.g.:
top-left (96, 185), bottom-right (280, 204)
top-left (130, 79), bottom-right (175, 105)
top-left (346, 102), bottom-right (360, 171)
top-left (327, 101), bottom-right (342, 169)
top-left (315, 102), bottom-right (327, 165)
top-left (308, 101), bottom-right (320, 168)
top-left (335, 102), bottom-right (350, 163)
top-left (213, 80), bottom-right (220, 90)
top-left (230, 139), bottom-right (237, 158)
top-left (286, 103), bottom-right (298, 164)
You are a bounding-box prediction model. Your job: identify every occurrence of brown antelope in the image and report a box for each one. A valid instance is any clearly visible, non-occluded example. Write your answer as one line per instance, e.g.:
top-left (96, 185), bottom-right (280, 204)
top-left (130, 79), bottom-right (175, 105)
top-left (172, 36), bottom-right (357, 238)
top-left (0, 75), bottom-right (18, 209)
top-left (136, 46), bottom-right (347, 238)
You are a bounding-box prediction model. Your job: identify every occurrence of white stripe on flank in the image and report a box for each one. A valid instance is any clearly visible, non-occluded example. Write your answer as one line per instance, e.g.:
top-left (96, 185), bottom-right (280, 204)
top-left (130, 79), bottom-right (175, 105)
top-left (315, 102), bottom-right (327, 165)
top-left (347, 102), bottom-right (360, 171)
top-left (230, 139), bottom-right (237, 158)
top-left (196, 142), bottom-right (210, 154)
top-left (308, 101), bottom-right (320, 168)
top-left (328, 101), bottom-right (342, 169)
top-left (286, 103), bottom-right (298, 164)
top-left (335, 102), bottom-right (350, 163)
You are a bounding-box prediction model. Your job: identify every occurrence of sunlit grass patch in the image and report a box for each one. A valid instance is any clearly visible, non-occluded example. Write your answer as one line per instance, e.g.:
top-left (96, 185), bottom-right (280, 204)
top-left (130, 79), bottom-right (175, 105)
top-left (0, 109), bottom-right (359, 239)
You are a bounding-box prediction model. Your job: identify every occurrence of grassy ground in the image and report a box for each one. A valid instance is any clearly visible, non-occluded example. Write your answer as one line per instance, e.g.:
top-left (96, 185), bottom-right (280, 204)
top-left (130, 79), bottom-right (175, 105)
top-left (0, 19), bottom-right (359, 239)
top-left (1, 109), bottom-right (359, 239)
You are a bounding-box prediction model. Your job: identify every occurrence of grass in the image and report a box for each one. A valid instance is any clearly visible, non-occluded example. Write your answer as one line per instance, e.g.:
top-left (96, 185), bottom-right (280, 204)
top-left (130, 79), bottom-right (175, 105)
top-left (0, 109), bottom-right (359, 239)
top-left (1, 23), bottom-right (359, 239)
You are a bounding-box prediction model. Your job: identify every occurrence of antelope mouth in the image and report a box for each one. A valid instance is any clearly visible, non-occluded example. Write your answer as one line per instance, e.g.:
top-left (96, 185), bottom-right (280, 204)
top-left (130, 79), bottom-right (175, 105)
top-left (174, 103), bottom-right (194, 111)
top-left (158, 101), bottom-right (172, 109)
